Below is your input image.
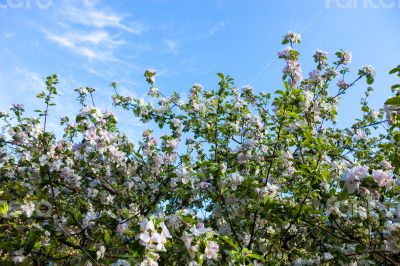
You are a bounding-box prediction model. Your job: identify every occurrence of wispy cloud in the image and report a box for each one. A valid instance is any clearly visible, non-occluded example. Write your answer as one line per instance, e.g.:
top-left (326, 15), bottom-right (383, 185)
top-left (4, 32), bottom-right (15, 39)
top-left (83, 65), bottom-right (101, 76)
top-left (46, 30), bottom-right (123, 47)
top-left (46, 34), bottom-right (74, 48)
top-left (60, 0), bottom-right (144, 34)
top-left (164, 39), bottom-right (180, 54)
top-left (0, 67), bottom-right (44, 110)
top-left (198, 21), bottom-right (225, 39)
top-left (14, 67), bottom-right (44, 91)
top-left (42, 0), bottom-right (145, 63)
top-left (45, 30), bottom-right (123, 61)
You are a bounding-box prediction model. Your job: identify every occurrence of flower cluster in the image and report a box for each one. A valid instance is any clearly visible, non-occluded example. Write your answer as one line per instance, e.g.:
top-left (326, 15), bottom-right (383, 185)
top-left (282, 31), bottom-right (301, 44)
top-left (385, 101), bottom-right (400, 125)
top-left (342, 165), bottom-right (394, 195)
top-left (279, 46), bottom-right (303, 85)
top-left (138, 218), bottom-right (172, 252)
top-left (336, 49), bottom-right (352, 65)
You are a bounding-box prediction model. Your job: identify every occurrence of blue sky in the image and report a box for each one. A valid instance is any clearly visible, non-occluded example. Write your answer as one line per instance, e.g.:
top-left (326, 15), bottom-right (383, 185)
top-left (1, 0), bottom-right (400, 139)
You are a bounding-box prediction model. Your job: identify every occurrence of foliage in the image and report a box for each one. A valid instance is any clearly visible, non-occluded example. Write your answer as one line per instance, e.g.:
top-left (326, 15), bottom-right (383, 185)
top-left (0, 32), bottom-right (400, 265)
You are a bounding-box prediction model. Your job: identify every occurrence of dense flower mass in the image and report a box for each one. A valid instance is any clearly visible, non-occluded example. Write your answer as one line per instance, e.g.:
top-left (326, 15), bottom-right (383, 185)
top-left (1, 32), bottom-right (400, 265)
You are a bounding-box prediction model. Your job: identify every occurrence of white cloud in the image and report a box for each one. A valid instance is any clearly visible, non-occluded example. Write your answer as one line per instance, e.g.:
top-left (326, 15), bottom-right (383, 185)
top-left (43, 1), bottom-right (141, 62)
top-left (198, 21), bottom-right (225, 39)
top-left (0, 67), bottom-right (44, 110)
top-left (84, 65), bottom-right (101, 76)
top-left (164, 39), bottom-right (180, 54)
top-left (4, 32), bottom-right (15, 39)
top-left (46, 34), bottom-right (75, 48)
top-left (14, 67), bottom-right (44, 91)
top-left (61, 0), bottom-right (144, 34)
top-left (77, 31), bottom-right (124, 46)
top-left (45, 30), bottom-right (123, 61)
top-left (77, 47), bottom-right (110, 61)
top-left (47, 30), bottom-right (123, 47)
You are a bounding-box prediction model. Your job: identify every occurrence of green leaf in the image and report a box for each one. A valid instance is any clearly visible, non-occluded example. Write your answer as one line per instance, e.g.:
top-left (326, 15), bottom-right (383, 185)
top-left (366, 75), bottom-right (374, 85)
top-left (288, 112), bottom-right (300, 119)
top-left (394, 132), bottom-right (400, 142)
top-left (303, 130), bottom-right (313, 141)
top-left (246, 253), bottom-right (264, 261)
top-left (36, 92), bottom-right (46, 98)
top-left (391, 84), bottom-right (400, 90)
top-left (217, 73), bottom-right (225, 80)
top-left (33, 241), bottom-right (41, 250)
top-left (283, 81), bottom-right (289, 90)
top-left (104, 230), bottom-right (111, 244)
top-left (220, 235), bottom-right (239, 251)
top-left (385, 97), bottom-right (400, 105)
top-left (0, 202), bottom-right (8, 215)
top-left (389, 67), bottom-right (400, 75)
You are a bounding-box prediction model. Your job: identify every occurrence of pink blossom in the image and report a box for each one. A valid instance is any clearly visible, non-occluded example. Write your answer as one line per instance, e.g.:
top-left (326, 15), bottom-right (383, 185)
top-left (372, 170), bottom-right (393, 188)
top-left (204, 241), bottom-right (219, 260)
